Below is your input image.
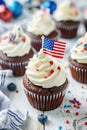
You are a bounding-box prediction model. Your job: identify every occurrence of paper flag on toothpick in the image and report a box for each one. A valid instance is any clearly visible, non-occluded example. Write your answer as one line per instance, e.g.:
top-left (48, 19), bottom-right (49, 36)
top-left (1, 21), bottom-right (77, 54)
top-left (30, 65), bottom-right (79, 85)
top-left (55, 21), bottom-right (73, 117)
top-left (42, 37), bottom-right (66, 58)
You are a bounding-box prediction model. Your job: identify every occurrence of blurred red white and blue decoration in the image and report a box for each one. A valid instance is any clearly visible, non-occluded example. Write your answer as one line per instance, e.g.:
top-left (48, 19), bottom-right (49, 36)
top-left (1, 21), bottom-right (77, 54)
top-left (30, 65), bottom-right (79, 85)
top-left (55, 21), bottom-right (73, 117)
top-left (9, 1), bottom-right (23, 18)
top-left (0, 5), bottom-right (13, 22)
top-left (0, 0), bottom-right (6, 6)
top-left (24, 0), bottom-right (45, 9)
top-left (42, 0), bottom-right (57, 14)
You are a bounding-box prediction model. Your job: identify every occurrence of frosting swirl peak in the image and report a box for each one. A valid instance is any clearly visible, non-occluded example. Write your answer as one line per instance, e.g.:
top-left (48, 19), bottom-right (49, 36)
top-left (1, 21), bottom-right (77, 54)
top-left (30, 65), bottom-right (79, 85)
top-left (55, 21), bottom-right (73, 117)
top-left (53, 0), bottom-right (80, 21)
top-left (26, 49), bottom-right (67, 88)
top-left (28, 10), bottom-right (56, 36)
top-left (0, 25), bottom-right (32, 57)
top-left (71, 33), bottom-right (87, 63)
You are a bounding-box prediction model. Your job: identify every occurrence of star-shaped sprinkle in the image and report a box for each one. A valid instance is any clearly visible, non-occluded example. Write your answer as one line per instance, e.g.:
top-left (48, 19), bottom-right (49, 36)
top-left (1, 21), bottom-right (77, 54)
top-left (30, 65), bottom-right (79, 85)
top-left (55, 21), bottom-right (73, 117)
top-left (65, 110), bottom-right (70, 113)
top-left (3, 36), bottom-right (8, 40)
top-left (21, 36), bottom-right (26, 42)
top-left (85, 122), bottom-right (87, 126)
top-left (75, 112), bottom-right (79, 116)
top-left (57, 66), bottom-right (61, 70)
top-left (50, 69), bottom-right (54, 74)
top-left (49, 60), bottom-right (53, 65)
top-left (44, 76), bottom-right (48, 79)
top-left (65, 120), bottom-right (70, 124)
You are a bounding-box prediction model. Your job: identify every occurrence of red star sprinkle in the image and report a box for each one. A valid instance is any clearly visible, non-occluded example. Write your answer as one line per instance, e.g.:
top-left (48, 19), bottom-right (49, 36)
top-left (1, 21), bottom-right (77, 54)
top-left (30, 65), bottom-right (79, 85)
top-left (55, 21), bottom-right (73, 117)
top-left (3, 36), bottom-right (8, 40)
top-left (57, 66), bottom-right (61, 70)
top-left (49, 60), bottom-right (53, 65)
top-left (73, 104), bottom-right (78, 108)
top-left (21, 36), bottom-right (26, 42)
top-left (84, 122), bottom-right (87, 126)
top-left (50, 69), bottom-right (54, 74)
top-left (12, 42), bottom-right (14, 45)
top-left (66, 120), bottom-right (70, 124)
top-left (84, 47), bottom-right (87, 51)
top-left (15, 90), bottom-right (19, 93)
top-left (66, 110), bottom-right (70, 113)
top-left (44, 76), bottom-right (48, 79)
top-left (75, 112), bottom-right (79, 116)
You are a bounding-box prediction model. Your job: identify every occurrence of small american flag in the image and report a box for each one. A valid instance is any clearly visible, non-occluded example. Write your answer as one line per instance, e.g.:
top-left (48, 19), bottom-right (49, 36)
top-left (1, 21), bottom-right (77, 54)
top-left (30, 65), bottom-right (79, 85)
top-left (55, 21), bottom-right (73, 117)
top-left (43, 38), bottom-right (66, 58)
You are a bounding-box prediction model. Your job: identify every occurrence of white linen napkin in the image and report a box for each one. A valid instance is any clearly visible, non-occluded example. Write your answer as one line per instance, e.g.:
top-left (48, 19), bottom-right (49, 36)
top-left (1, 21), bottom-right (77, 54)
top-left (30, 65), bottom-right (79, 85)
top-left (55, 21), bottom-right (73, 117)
top-left (0, 70), bottom-right (28, 130)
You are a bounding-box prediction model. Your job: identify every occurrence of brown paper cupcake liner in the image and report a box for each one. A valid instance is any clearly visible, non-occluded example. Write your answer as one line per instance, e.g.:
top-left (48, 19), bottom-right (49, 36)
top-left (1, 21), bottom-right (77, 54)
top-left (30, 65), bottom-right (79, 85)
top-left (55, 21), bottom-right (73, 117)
top-left (0, 49), bottom-right (34, 76)
top-left (69, 62), bottom-right (87, 83)
top-left (23, 74), bottom-right (68, 111)
top-left (24, 87), bottom-right (67, 111)
top-left (56, 21), bottom-right (80, 39)
top-left (57, 23), bottom-right (79, 30)
top-left (0, 59), bottom-right (29, 76)
top-left (84, 20), bottom-right (87, 31)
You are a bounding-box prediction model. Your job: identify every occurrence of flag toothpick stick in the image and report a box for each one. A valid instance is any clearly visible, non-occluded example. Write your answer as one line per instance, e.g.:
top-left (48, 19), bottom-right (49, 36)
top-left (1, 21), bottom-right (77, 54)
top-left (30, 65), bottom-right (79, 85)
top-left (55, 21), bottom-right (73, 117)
top-left (41, 36), bottom-right (44, 48)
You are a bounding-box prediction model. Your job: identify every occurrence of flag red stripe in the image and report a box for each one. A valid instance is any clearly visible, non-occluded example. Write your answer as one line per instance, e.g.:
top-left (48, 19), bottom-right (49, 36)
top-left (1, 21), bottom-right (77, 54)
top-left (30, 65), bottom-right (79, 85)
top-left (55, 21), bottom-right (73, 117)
top-left (44, 51), bottom-right (63, 58)
top-left (43, 49), bottom-right (64, 56)
top-left (54, 44), bottom-right (66, 48)
top-left (53, 48), bottom-right (65, 53)
top-left (54, 46), bottom-right (66, 50)
top-left (54, 40), bottom-right (66, 45)
top-left (43, 48), bottom-right (64, 55)
top-left (54, 41), bottom-right (66, 46)
top-left (53, 48), bottom-right (65, 52)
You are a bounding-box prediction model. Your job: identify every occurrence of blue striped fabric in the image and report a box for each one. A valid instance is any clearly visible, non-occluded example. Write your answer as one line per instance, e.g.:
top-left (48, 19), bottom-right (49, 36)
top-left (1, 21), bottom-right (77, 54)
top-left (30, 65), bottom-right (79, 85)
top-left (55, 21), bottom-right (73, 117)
top-left (8, 110), bottom-right (24, 124)
top-left (0, 91), bottom-right (28, 130)
top-left (0, 69), bottom-right (13, 89)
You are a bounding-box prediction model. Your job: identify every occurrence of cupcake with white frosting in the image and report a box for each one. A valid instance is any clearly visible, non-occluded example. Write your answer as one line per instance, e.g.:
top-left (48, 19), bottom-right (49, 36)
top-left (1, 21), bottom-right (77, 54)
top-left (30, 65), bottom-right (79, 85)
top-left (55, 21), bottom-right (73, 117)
top-left (69, 33), bottom-right (87, 83)
top-left (23, 49), bottom-right (68, 111)
top-left (53, 0), bottom-right (81, 38)
top-left (27, 9), bottom-right (60, 51)
top-left (0, 25), bottom-right (35, 76)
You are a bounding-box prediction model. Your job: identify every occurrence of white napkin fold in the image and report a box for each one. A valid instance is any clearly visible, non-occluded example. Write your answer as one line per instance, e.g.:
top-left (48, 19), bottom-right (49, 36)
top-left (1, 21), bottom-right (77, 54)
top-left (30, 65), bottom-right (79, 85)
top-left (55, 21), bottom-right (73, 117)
top-left (0, 70), bottom-right (13, 89)
top-left (0, 70), bottom-right (28, 130)
top-left (0, 91), bottom-right (28, 130)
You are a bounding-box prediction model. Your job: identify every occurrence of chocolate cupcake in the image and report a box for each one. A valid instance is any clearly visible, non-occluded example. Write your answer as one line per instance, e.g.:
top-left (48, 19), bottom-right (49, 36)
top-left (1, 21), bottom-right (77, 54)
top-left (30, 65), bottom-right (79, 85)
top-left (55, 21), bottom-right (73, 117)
top-left (53, 0), bottom-right (81, 39)
top-left (68, 33), bottom-right (87, 83)
top-left (27, 10), bottom-right (60, 51)
top-left (23, 49), bottom-right (68, 111)
top-left (0, 25), bottom-right (35, 76)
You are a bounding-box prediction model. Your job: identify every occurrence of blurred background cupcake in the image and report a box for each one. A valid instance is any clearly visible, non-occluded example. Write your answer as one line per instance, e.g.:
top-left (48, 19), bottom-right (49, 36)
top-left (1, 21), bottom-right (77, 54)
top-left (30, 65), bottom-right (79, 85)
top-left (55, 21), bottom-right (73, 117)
top-left (23, 48), bottom-right (68, 111)
top-left (27, 9), bottom-right (61, 52)
top-left (0, 25), bottom-right (35, 76)
top-left (53, 0), bottom-right (81, 39)
top-left (68, 33), bottom-right (87, 83)
top-left (82, 7), bottom-right (87, 31)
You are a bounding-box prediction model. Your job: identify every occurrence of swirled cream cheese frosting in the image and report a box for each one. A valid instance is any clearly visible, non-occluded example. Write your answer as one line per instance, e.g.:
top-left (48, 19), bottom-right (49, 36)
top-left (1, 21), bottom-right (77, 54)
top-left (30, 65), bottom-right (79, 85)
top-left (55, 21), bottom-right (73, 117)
top-left (0, 25), bottom-right (32, 57)
top-left (71, 33), bottom-right (87, 63)
top-left (53, 1), bottom-right (80, 21)
top-left (26, 49), bottom-right (67, 88)
top-left (28, 10), bottom-right (56, 36)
